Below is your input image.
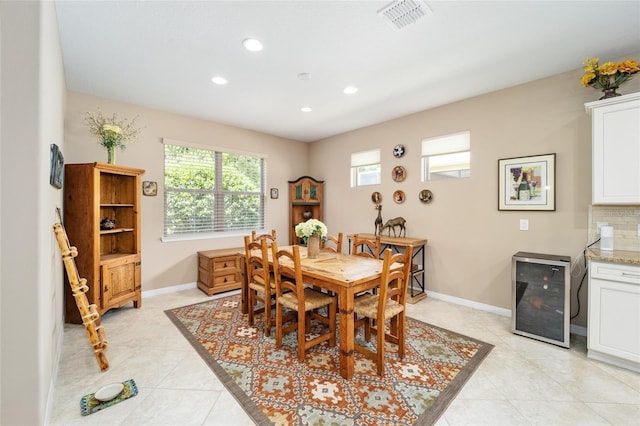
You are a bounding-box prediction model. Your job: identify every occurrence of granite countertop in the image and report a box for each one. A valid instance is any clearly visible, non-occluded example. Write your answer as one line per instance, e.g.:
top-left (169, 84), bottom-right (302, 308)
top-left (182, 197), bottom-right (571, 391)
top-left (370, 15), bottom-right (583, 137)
top-left (586, 248), bottom-right (640, 265)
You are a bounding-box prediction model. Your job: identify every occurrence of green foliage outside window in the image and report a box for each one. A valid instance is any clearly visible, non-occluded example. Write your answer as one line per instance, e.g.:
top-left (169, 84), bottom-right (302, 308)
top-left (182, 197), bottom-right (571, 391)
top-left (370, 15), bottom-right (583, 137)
top-left (164, 144), bottom-right (265, 237)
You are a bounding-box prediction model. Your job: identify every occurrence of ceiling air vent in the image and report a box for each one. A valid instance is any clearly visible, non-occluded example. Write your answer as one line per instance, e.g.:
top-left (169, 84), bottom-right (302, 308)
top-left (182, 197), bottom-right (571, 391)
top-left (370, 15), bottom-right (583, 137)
top-left (378, 0), bottom-right (432, 29)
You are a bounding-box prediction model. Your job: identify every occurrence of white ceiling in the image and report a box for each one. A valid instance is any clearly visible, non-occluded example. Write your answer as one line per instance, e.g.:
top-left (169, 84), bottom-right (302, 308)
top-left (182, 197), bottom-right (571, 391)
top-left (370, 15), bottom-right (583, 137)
top-left (55, 1), bottom-right (640, 142)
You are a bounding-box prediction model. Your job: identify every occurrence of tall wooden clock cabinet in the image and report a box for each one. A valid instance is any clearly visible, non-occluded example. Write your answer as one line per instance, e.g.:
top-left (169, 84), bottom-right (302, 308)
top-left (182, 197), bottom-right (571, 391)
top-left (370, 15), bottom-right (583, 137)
top-left (63, 162), bottom-right (145, 324)
top-left (288, 176), bottom-right (324, 244)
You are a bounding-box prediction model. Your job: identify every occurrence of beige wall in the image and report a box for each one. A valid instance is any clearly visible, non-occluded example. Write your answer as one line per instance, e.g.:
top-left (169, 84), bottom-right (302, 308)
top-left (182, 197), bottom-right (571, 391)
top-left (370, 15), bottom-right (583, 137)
top-left (64, 91), bottom-right (308, 291)
top-left (0, 1), bottom-right (66, 424)
top-left (64, 54), bottom-right (640, 330)
top-left (310, 54), bottom-right (640, 328)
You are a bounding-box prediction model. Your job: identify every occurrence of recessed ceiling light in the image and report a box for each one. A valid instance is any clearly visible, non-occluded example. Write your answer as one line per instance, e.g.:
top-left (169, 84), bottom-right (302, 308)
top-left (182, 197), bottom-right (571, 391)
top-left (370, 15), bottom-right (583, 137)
top-left (242, 38), bottom-right (263, 52)
top-left (211, 76), bottom-right (228, 85)
top-left (344, 86), bottom-right (358, 95)
top-left (301, 107), bottom-right (312, 113)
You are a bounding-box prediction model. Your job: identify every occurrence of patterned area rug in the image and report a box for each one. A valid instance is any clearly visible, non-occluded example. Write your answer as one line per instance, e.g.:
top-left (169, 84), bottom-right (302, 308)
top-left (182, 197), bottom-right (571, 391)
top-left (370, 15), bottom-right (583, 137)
top-left (165, 295), bottom-right (493, 425)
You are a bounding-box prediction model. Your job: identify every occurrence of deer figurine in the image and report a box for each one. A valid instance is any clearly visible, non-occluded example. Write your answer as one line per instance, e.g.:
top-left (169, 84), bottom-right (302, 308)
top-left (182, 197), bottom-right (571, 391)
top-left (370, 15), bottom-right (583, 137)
top-left (374, 204), bottom-right (383, 235)
top-left (381, 217), bottom-right (406, 237)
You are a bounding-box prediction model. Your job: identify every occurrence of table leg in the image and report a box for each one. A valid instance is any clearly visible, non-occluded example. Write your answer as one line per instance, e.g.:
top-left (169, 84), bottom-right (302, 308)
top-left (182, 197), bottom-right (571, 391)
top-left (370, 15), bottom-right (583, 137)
top-left (241, 257), bottom-right (248, 314)
top-left (338, 288), bottom-right (355, 379)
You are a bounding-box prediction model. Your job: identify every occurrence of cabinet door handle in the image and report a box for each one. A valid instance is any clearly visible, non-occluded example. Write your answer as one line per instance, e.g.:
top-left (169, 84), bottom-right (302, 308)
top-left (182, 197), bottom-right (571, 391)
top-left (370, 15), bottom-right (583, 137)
top-left (104, 286), bottom-right (108, 292)
top-left (223, 277), bottom-right (227, 283)
top-left (223, 262), bottom-right (228, 267)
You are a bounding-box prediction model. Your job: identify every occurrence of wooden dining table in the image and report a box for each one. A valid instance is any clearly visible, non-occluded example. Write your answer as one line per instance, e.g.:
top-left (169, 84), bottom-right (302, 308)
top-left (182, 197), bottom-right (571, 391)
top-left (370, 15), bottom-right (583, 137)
top-left (241, 245), bottom-right (393, 380)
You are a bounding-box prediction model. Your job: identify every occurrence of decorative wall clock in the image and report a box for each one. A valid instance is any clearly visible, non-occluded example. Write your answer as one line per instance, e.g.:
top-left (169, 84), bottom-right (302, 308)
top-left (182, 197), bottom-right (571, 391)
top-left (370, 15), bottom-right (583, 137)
top-left (392, 166), bottom-right (406, 182)
top-left (393, 144), bottom-right (405, 158)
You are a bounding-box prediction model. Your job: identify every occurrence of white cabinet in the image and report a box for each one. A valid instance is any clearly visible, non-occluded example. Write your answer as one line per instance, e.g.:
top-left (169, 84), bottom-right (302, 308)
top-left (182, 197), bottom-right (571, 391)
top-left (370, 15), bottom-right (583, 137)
top-left (585, 92), bottom-right (640, 205)
top-left (588, 261), bottom-right (640, 372)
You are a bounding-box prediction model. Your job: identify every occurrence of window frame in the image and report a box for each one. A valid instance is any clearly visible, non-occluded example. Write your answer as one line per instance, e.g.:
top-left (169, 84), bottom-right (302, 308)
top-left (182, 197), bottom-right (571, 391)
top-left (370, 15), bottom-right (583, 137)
top-left (350, 149), bottom-right (381, 187)
top-left (162, 138), bottom-right (267, 241)
top-left (421, 131), bottom-right (471, 181)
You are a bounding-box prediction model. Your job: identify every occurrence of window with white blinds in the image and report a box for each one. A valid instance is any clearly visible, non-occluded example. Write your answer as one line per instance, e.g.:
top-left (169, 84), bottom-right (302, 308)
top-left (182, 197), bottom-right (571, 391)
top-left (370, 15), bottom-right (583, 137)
top-left (350, 149), bottom-right (381, 187)
top-left (421, 131), bottom-right (471, 180)
top-left (163, 141), bottom-right (266, 238)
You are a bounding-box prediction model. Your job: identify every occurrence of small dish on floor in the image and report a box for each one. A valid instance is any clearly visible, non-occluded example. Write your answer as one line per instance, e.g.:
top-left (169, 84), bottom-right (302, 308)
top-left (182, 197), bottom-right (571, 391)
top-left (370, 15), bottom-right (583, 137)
top-left (94, 383), bottom-right (124, 401)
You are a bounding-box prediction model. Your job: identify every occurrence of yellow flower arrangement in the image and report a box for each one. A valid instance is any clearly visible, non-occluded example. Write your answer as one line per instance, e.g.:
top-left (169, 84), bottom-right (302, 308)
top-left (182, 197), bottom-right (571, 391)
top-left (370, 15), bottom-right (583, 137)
top-left (85, 111), bottom-right (140, 151)
top-left (581, 57), bottom-right (639, 90)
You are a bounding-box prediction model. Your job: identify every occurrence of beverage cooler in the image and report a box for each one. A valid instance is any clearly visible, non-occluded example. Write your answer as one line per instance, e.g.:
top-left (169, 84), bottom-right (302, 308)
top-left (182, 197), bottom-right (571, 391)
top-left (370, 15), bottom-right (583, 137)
top-left (512, 252), bottom-right (571, 348)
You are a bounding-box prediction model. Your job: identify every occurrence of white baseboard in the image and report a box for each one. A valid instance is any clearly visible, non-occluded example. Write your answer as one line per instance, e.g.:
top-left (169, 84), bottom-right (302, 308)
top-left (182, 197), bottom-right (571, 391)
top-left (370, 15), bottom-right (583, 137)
top-left (142, 281), bottom-right (197, 298)
top-left (425, 290), bottom-right (589, 336)
top-left (571, 324), bottom-right (587, 337)
top-left (426, 290), bottom-right (512, 317)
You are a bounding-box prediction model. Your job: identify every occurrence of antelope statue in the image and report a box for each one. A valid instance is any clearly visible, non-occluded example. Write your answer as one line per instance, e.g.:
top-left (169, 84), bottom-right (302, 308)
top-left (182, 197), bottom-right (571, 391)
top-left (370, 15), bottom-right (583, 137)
top-left (381, 217), bottom-right (406, 237)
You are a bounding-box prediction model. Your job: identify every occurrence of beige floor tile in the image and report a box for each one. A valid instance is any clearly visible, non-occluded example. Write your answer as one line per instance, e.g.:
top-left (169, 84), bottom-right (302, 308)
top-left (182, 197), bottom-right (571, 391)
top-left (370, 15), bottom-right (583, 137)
top-left (48, 287), bottom-right (640, 425)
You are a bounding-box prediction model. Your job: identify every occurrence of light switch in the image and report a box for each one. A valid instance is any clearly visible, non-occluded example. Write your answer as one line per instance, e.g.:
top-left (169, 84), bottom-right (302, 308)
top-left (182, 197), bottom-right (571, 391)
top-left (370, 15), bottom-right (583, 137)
top-left (520, 219), bottom-right (529, 231)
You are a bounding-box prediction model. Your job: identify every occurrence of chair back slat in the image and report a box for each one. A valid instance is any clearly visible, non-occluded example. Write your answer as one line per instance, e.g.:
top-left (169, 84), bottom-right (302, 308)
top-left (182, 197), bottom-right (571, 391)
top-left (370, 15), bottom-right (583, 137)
top-left (377, 246), bottom-right (414, 317)
top-left (352, 233), bottom-right (381, 259)
top-left (251, 229), bottom-right (277, 244)
top-left (244, 235), bottom-right (270, 289)
top-left (322, 232), bottom-right (343, 253)
top-left (272, 242), bottom-right (305, 308)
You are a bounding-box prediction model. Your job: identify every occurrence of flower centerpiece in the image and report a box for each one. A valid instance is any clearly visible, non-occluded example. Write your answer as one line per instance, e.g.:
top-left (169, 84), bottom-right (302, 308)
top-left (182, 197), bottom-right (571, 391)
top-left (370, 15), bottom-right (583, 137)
top-left (295, 218), bottom-right (327, 259)
top-left (581, 57), bottom-right (640, 99)
top-left (85, 111), bottom-right (141, 164)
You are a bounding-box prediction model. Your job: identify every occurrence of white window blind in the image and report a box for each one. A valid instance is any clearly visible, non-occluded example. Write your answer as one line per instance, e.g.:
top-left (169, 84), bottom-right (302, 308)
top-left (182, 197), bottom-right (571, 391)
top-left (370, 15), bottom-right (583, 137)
top-left (350, 149), bottom-right (381, 187)
top-left (421, 131), bottom-right (471, 180)
top-left (163, 140), bottom-right (266, 238)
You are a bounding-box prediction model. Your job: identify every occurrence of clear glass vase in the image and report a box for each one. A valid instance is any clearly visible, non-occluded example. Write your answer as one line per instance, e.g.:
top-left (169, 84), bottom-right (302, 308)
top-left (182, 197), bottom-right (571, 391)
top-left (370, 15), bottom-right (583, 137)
top-left (107, 147), bottom-right (116, 164)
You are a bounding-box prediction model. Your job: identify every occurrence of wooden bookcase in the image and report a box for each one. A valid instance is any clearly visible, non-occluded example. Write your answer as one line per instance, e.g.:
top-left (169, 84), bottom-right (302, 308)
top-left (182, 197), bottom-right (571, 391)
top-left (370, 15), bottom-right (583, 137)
top-left (63, 162), bottom-right (145, 324)
top-left (288, 176), bottom-right (324, 244)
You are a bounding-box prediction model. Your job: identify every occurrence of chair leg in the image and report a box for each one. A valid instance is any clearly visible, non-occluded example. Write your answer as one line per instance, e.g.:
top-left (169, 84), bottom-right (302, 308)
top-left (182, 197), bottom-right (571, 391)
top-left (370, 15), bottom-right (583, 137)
top-left (275, 301), bottom-right (283, 348)
top-left (297, 309), bottom-right (306, 362)
top-left (376, 319), bottom-right (386, 376)
top-left (263, 293), bottom-right (271, 337)
top-left (248, 290), bottom-right (255, 326)
top-left (397, 312), bottom-right (405, 359)
top-left (328, 300), bottom-right (336, 347)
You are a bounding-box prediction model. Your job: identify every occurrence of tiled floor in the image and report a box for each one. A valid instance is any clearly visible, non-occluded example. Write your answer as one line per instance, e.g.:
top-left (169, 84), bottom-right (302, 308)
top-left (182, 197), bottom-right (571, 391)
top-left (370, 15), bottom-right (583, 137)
top-left (48, 288), bottom-right (640, 425)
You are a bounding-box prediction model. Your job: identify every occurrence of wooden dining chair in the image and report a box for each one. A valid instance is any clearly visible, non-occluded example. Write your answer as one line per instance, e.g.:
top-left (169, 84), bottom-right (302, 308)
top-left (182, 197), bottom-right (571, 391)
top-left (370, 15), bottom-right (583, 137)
top-left (244, 235), bottom-right (276, 337)
top-left (352, 246), bottom-right (413, 376)
top-left (321, 232), bottom-right (343, 253)
top-left (272, 241), bottom-right (337, 362)
top-left (352, 233), bottom-right (381, 259)
top-left (251, 229), bottom-right (277, 244)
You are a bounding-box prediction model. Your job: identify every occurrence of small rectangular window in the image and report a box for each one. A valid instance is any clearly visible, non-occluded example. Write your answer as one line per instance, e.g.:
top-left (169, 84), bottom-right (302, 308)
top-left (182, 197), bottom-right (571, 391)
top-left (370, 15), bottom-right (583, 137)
top-left (351, 149), bottom-right (381, 187)
top-left (421, 131), bottom-right (470, 181)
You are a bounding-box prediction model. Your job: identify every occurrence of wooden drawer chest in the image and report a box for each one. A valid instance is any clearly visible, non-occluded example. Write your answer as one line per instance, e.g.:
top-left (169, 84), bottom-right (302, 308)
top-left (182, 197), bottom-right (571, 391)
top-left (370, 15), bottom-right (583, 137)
top-left (197, 247), bottom-right (244, 296)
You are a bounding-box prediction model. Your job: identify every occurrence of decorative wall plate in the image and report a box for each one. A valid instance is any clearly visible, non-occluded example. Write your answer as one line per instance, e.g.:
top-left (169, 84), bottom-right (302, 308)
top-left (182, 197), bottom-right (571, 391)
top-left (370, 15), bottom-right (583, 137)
top-left (393, 144), bottom-right (405, 158)
top-left (393, 190), bottom-right (405, 204)
top-left (392, 166), bottom-right (406, 182)
top-left (371, 191), bottom-right (382, 204)
top-left (419, 189), bottom-right (433, 203)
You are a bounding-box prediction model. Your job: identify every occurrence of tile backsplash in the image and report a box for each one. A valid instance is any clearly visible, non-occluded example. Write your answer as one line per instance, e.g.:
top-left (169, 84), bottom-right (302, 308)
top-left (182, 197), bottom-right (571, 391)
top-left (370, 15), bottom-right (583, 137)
top-left (588, 205), bottom-right (640, 252)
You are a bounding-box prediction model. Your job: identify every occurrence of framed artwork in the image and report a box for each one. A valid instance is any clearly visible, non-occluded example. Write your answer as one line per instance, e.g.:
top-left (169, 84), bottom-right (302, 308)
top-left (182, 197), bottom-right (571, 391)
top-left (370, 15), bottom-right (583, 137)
top-left (393, 189), bottom-right (405, 204)
top-left (270, 188), bottom-right (279, 199)
top-left (142, 181), bottom-right (158, 196)
top-left (498, 153), bottom-right (555, 211)
top-left (50, 144), bottom-right (64, 189)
